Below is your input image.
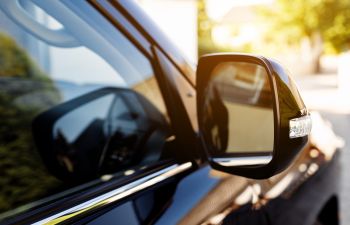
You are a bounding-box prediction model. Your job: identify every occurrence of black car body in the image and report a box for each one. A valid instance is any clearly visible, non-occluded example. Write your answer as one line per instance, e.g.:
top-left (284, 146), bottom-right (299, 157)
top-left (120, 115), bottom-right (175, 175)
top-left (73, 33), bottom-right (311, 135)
top-left (0, 1), bottom-right (342, 225)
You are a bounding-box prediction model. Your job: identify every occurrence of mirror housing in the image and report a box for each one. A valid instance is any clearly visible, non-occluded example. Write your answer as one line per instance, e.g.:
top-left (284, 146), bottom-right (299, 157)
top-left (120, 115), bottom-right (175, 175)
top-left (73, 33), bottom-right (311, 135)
top-left (197, 53), bottom-right (311, 179)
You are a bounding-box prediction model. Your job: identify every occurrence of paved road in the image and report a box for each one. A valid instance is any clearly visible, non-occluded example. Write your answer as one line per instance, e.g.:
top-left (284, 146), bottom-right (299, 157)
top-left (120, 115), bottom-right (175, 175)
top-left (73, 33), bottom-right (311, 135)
top-left (296, 74), bottom-right (350, 225)
top-left (320, 112), bottom-right (350, 225)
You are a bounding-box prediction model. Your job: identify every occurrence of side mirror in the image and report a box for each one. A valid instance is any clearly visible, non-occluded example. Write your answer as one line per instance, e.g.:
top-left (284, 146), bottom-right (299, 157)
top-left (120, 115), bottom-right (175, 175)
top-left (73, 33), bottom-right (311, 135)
top-left (197, 54), bottom-right (312, 179)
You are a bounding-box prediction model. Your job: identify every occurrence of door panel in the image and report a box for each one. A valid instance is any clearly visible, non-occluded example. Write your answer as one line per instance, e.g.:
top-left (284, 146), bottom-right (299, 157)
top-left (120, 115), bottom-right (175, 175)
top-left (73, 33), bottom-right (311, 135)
top-left (88, 201), bottom-right (139, 225)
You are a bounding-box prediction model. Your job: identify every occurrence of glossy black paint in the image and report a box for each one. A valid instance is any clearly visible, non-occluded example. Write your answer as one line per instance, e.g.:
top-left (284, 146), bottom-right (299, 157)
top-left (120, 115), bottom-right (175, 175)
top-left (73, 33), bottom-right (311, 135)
top-left (196, 54), bottom-right (309, 179)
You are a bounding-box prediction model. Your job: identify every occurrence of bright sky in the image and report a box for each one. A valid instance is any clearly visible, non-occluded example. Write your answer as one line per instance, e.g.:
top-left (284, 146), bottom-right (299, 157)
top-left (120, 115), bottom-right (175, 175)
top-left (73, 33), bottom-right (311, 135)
top-left (206, 0), bottom-right (274, 21)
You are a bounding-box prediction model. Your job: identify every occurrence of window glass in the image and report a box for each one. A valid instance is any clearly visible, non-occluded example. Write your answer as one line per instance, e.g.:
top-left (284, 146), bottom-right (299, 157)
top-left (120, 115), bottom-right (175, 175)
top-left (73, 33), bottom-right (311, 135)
top-left (0, 2), bottom-right (171, 220)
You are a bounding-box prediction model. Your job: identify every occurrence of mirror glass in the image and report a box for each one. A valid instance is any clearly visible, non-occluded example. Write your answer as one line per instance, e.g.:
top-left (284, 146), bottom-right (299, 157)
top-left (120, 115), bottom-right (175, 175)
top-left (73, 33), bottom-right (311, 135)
top-left (202, 61), bottom-right (274, 156)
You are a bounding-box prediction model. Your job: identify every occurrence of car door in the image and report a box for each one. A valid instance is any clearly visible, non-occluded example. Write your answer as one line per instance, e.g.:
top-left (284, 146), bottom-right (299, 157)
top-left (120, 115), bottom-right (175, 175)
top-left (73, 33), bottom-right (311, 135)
top-left (2, 1), bottom-right (323, 225)
top-left (0, 0), bottom-right (200, 224)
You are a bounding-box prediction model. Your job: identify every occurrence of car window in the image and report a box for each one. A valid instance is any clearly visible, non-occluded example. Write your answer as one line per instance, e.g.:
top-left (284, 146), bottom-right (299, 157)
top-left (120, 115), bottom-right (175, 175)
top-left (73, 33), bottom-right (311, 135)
top-left (0, 2), bottom-right (172, 220)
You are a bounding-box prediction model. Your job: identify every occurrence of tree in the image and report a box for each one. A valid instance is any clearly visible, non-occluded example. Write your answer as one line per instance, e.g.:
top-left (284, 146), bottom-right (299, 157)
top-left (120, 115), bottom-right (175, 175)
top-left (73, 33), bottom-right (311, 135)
top-left (197, 0), bottom-right (215, 57)
top-left (258, 0), bottom-right (350, 73)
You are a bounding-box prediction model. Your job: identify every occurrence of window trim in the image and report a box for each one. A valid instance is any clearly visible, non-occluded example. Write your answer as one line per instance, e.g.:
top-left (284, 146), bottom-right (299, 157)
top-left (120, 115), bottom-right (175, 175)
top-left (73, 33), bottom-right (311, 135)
top-left (88, 0), bottom-right (153, 59)
top-left (89, 0), bottom-right (196, 87)
top-left (32, 162), bottom-right (192, 225)
top-left (1, 161), bottom-right (192, 225)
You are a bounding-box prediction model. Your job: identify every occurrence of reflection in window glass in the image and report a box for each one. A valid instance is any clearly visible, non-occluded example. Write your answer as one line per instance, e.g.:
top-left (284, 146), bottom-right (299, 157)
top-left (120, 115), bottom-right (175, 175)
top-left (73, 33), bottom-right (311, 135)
top-left (0, 4), bottom-right (171, 220)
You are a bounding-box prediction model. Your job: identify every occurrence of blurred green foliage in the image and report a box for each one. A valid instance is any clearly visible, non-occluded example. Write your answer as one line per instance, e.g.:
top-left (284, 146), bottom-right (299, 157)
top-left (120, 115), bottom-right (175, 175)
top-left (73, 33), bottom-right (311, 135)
top-left (197, 0), bottom-right (215, 56)
top-left (258, 0), bottom-right (350, 53)
top-left (0, 32), bottom-right (63, 214)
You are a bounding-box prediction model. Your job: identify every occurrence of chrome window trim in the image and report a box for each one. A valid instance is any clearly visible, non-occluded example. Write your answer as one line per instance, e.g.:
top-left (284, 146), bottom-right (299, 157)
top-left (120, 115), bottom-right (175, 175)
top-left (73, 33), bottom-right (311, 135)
top-left (213, 156), bottom-right (272, 167)
top-left (33, 162), bottom-right (192, 225)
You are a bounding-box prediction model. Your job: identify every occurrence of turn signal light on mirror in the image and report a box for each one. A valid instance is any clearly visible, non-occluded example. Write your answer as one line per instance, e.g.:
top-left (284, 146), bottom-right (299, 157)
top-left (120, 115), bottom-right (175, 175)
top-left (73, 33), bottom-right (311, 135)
top-left (289, 115), bottom-right (312, 139)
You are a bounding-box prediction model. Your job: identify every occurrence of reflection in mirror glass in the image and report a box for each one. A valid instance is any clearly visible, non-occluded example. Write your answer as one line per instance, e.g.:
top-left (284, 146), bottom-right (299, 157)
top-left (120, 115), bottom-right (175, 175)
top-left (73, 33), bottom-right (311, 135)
top-left (203, 62), bottom-right (274, 155)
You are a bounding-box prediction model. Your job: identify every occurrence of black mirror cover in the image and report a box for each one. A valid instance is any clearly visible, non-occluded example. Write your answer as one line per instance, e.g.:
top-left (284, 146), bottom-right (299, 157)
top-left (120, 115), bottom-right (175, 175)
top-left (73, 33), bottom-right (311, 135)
top-left (197, 53), bottom-right (311, 179)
